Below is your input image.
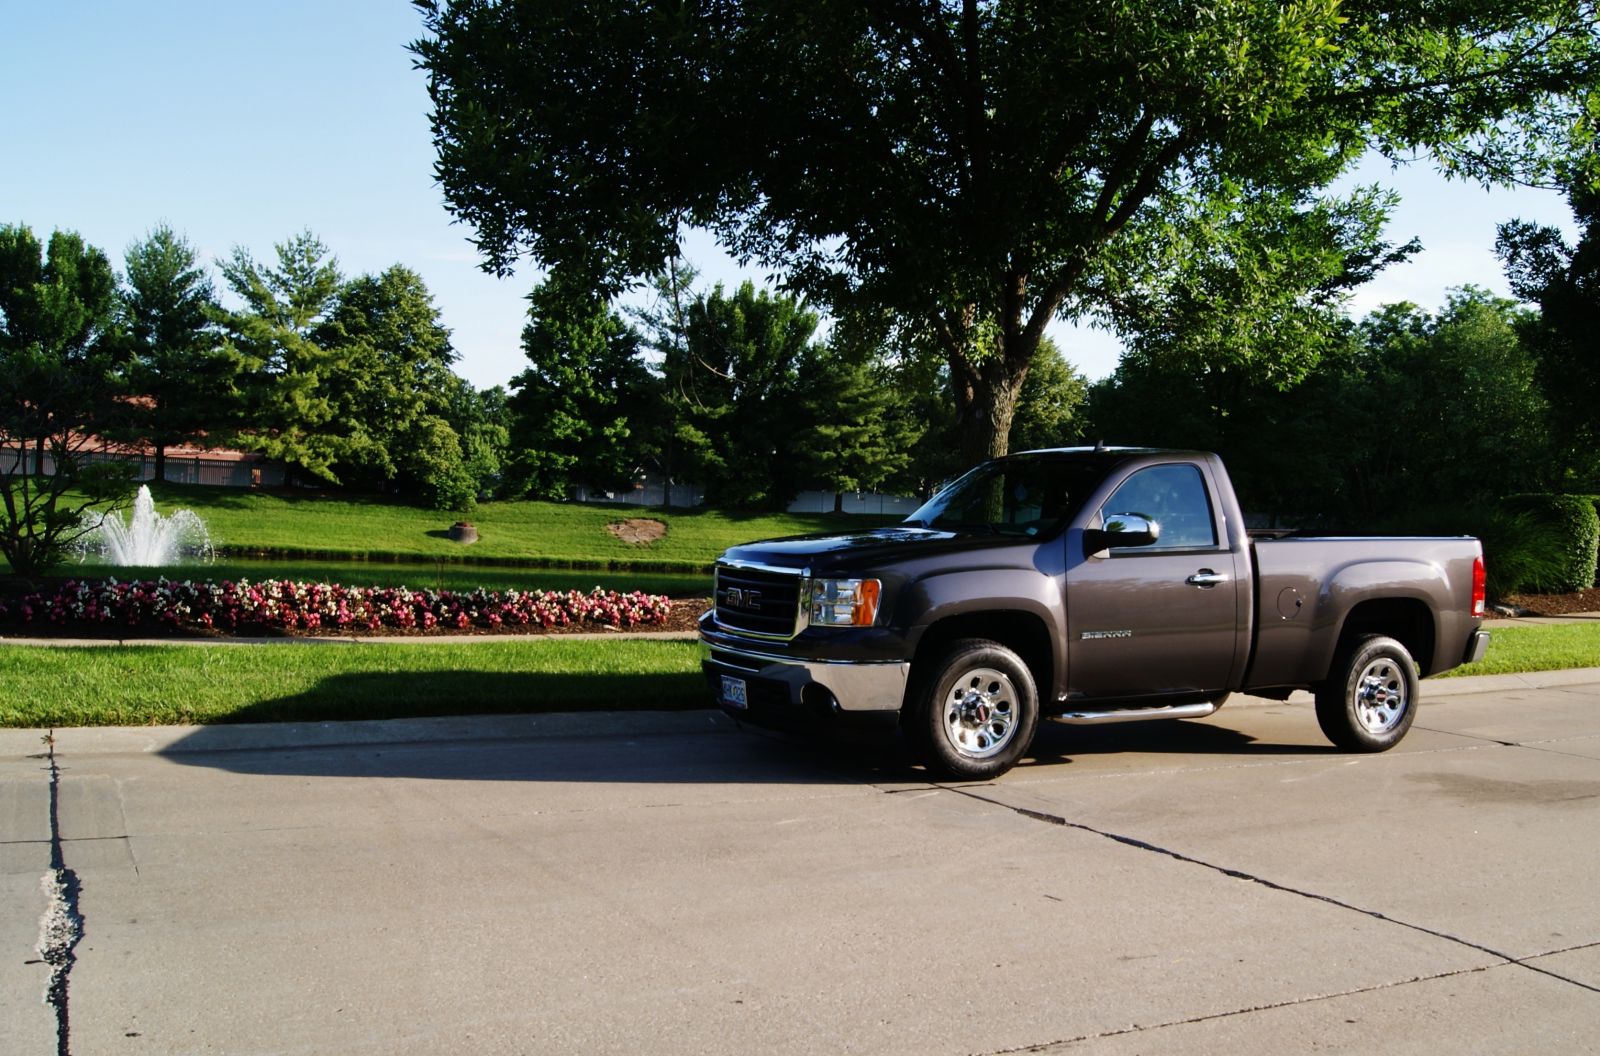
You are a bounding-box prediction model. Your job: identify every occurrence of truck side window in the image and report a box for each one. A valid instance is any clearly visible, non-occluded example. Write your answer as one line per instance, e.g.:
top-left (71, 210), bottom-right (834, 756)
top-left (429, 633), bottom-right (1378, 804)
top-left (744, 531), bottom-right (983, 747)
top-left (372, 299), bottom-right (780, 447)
top-left (1102, 464), bottom-right (1217, 550)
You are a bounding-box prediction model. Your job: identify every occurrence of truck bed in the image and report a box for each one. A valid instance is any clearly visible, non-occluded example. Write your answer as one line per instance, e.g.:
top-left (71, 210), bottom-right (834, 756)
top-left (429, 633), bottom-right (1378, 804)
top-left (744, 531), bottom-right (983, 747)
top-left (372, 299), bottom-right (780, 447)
top-left (1245, 535), bottom-right (1485, 689)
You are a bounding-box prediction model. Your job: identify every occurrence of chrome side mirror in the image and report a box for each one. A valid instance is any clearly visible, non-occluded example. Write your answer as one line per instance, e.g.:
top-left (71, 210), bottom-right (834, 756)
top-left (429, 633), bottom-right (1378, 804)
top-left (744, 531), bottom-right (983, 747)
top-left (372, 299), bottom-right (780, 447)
top-left (1084, 512), bottom-right (1161, 555)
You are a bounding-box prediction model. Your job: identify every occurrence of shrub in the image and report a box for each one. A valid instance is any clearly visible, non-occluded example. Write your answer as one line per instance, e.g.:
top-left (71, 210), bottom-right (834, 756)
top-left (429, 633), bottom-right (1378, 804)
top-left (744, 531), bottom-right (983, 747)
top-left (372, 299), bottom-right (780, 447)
top-left (1374, 503), bottom-right (1572, 598)
top-left (1503, 494), bottom-right (1600, 594)
top-left (1590, 495), bottom-right (1600, 588)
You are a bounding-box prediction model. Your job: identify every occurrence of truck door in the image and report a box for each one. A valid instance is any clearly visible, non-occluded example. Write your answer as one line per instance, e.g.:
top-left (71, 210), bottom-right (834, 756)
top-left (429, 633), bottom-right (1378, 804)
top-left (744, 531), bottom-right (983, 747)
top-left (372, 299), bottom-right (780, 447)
top-left (1064, 461), bottom-right (1242, 701)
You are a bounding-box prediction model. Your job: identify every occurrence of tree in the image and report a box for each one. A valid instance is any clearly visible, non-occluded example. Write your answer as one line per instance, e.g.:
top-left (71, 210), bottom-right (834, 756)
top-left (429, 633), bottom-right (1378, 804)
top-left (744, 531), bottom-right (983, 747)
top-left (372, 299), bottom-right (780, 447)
top-left (443, 380), bottom-right (512, 501)
top-left (1346, 291), bottom-right (1553, 515)
top-left (1498, 169), bottom-right (1600, 480)
top-left (0, 225), bottom-right (132, 575)
top-left (793, 343), bottom-right (920, 512)
top-left (1007, 338), bottom-right (1087, 453)
top-left (118, 225), bottom-right (237, 481)
top-left (1100, 185), bottom-right (1418, 387)
top-left (506, 280), bottom-right (661, 500)
top-left (1087, 289), bottom-right (1553, 523)
top-left (671, 281), bottom-right (818, 509)
top-left (219, 231), bottom-right (351, 483)
top-left (318, 264), bottom-right (475, 506)
top-left (414, 0), bottom-right (1599, 463)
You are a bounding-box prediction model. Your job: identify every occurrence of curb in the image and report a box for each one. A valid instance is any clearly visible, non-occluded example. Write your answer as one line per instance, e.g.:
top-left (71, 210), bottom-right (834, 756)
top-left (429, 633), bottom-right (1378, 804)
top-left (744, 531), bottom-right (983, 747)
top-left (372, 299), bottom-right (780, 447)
top-left (1424, 665), bottom-right (1600, 696)
top-left (0, 709), bottom-right (738, 760)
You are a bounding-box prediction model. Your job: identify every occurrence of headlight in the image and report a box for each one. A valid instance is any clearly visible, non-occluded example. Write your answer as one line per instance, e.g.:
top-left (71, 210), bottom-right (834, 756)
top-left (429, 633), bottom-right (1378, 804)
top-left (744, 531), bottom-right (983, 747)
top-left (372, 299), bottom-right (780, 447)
top-left (808, 578), bottom-right (882, 627)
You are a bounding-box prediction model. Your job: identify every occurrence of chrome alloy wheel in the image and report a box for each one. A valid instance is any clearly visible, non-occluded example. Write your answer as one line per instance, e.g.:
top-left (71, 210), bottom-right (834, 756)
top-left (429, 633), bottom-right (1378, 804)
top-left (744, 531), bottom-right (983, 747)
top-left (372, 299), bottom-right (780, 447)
top-left (943, 666), bottom-right (1018, 759)
top-left (1354, 658), bottom-right (1409, 735)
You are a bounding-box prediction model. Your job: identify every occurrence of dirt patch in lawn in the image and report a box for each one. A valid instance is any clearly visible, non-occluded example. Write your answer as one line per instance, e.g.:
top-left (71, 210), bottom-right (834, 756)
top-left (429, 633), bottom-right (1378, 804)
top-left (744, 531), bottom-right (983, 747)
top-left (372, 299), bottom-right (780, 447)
top-left (606, 518), bottom-right (668, 546)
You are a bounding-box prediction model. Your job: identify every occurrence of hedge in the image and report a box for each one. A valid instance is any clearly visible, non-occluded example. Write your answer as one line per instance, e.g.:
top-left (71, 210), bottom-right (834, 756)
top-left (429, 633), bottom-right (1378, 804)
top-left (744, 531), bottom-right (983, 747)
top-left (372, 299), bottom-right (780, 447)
top-left (1504, 494), bottom-right (1600, 594)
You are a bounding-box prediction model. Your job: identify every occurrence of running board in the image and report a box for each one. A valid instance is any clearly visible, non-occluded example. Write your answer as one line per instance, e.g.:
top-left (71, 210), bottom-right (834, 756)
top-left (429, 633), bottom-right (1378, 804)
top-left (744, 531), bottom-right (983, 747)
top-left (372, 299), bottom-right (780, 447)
top-left (1049, 701), bottom-right (1218, 726)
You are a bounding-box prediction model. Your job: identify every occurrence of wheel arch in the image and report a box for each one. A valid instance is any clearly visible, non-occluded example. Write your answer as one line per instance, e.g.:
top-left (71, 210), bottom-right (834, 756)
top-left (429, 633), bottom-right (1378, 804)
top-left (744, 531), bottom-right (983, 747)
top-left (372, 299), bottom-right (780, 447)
top-left (1328, 598), bottom-right (1436, 679)
top-left (909, 610), bottom-right (1055, 717)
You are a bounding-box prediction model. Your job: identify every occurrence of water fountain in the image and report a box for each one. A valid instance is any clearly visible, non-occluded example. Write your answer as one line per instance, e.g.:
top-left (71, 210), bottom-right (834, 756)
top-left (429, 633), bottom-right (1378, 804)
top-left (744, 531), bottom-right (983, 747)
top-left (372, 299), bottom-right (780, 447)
top-left (79, 485), bottom-right (214, 566)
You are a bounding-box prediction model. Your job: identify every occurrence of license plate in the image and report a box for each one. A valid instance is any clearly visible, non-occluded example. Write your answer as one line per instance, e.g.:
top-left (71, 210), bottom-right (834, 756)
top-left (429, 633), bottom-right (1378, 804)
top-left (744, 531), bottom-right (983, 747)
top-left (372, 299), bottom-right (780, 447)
top-left (720, 675), bottom-right (749, 710)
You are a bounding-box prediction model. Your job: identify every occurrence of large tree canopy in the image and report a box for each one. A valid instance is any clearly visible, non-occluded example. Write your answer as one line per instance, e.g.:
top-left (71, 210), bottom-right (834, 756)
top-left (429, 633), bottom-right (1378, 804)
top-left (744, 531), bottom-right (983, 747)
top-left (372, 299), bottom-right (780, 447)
top-left (414, 0), bottom-right (1599, 461)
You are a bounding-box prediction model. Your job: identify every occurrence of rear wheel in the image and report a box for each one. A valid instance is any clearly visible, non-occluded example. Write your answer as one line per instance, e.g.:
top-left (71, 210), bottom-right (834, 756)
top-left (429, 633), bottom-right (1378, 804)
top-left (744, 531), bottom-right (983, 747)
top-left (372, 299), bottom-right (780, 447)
top-left (1315, 635), bottom-right (1419, 752)
top-left (909, 639), bottom-right (1039, 780)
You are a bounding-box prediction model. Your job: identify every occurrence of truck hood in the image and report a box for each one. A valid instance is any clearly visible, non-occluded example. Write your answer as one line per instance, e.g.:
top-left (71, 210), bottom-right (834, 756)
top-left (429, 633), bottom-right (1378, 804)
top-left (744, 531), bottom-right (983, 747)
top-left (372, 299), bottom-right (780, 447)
top-left (720, 526), bottom-right (1038, 574)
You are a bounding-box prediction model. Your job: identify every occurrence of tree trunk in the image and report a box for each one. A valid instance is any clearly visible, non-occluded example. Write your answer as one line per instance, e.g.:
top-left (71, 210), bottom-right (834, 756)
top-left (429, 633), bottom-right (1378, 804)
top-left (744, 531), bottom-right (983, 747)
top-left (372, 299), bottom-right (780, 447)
top-left (941, 300), bottom-right (1041, 468)
top-left (954, 353), bottom-right (1031, 467)
top-left (154, 444), bottom-right (167, 483)
top-left (833, 490), bottom-right (844, 514)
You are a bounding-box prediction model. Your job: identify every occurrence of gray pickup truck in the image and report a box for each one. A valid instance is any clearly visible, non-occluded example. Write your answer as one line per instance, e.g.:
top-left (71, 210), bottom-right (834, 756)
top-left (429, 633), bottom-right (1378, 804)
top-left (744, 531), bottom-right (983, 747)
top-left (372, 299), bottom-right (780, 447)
top-left (699, 447), bottom-right (1490, 778)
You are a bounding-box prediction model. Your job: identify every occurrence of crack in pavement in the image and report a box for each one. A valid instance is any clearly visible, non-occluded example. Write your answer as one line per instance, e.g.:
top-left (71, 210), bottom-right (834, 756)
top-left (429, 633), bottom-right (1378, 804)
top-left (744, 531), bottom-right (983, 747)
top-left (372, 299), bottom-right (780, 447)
top-left (1411, 724), bottom-right (1600, 762)
top-left (968, 948), bottom-right (1600, 1056)
top-left (37, 730), bottom-right (84, 1056)
top-left (941, 784), bottom-right (1600, 1000)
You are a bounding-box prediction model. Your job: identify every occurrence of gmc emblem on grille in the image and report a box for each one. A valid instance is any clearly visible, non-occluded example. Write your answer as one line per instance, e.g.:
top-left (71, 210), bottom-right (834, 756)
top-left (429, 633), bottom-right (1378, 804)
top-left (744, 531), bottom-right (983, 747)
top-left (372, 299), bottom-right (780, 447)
top-left (724, 587), bottom-right (762, 611)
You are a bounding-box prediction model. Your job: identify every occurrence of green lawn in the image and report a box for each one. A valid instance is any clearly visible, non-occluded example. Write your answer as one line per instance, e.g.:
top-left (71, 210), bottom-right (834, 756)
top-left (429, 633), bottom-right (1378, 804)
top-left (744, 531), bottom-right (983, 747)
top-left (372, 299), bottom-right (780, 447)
top-left (2, 620), bottom-right (1592, 731)
top-left (126, 482), bottom-right (896, 571)
top-left (1442, 621), bottom-right (1600, 677)
top-left (0, 639), bottom-right (706, 727)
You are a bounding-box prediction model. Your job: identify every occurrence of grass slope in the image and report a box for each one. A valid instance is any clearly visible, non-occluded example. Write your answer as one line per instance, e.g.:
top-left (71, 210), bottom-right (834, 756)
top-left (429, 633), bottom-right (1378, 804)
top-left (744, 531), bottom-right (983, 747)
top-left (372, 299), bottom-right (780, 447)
top-left (134, 482), bottom-right (895, 571)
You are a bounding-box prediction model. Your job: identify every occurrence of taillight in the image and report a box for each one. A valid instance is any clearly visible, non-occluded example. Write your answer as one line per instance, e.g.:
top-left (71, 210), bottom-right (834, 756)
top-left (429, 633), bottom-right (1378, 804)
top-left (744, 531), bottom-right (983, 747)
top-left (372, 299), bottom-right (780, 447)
top-left (1471, 555), bottom-right (1486, 618)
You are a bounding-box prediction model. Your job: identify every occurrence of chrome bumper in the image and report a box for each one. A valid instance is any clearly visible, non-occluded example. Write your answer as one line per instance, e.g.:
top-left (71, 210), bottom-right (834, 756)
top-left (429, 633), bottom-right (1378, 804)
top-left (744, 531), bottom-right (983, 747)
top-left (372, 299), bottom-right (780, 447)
top-left (700, 636), bottom-right (910, 713)
top-left (1463, 630), bottom-right (1491, 665)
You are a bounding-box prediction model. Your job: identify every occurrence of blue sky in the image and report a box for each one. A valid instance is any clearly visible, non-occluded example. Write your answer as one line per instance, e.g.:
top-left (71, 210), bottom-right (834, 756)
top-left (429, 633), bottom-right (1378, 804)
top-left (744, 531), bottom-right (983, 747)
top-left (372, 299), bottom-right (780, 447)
top-left (1, 1), bottom-right (1580, 389)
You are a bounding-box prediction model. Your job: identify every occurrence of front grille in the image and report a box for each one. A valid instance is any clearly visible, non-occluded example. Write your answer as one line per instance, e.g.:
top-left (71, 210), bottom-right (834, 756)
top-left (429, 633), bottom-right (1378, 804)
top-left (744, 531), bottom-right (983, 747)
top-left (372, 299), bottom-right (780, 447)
top-left (714, 563), bottom-right (803, 638)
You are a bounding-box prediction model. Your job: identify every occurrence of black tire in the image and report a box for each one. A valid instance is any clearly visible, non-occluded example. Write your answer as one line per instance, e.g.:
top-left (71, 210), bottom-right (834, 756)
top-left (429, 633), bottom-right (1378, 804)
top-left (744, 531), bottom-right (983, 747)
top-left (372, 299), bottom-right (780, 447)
top-left (1314, 635), bottom-right (1419, 752)
top-left (908, 639), bottom-right (1039, 780)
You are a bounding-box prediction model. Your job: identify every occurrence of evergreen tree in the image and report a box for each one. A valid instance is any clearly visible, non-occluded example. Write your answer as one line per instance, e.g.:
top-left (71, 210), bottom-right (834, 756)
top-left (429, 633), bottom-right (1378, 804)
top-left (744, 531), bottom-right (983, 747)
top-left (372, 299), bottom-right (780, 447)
top-left (219, 231), bottom-right (350, 483)
top-left (792, 347), bottom-right (914, 512)
top-left (673, 282), bottom-right (816, 509)
top-left (119, 225), bottom-right (237, 480)
top-left (507, 281), bottom-right (660, 499)
top-left (318, 264), bottom-right (470, 506)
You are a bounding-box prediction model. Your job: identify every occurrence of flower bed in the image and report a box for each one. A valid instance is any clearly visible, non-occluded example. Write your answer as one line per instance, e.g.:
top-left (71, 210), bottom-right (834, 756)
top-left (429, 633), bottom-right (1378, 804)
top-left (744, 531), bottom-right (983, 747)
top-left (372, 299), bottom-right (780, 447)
top-left (0, 578), bottom-right (673, 636)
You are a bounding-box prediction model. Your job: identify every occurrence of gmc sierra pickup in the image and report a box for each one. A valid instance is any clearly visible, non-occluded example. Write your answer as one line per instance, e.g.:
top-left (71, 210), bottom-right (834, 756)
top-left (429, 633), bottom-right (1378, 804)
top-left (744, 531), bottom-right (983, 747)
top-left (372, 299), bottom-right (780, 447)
top-left (699, 447), bottom-right (1490, 778)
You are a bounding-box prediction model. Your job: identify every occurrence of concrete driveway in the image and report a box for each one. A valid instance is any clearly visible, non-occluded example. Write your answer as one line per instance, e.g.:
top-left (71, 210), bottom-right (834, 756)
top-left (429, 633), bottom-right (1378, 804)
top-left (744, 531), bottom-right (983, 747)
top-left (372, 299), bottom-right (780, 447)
top-left (3, 670), bottom-right (1598, 1055)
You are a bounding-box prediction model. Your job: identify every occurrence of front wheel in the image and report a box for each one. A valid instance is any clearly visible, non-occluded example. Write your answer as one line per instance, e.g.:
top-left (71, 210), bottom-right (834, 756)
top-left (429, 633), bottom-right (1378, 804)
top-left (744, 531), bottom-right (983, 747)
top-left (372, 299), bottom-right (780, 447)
top-left (1314, 635), bottom-right (1419, 752)
top-left (908, 639), bottom-right (1039, 780)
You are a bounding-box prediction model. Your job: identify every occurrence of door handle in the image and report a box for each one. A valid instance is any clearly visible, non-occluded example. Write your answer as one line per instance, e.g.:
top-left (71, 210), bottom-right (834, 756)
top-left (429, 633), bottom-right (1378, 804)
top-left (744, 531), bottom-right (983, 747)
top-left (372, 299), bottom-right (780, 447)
top-left (1186, 569), bottom-right (1229, 588)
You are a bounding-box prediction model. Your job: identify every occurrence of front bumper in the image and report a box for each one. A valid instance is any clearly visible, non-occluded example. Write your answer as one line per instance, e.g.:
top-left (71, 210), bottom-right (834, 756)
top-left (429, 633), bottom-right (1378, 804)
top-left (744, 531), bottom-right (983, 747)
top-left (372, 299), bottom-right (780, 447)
top-left (700, 620), bottom-right (909, 730)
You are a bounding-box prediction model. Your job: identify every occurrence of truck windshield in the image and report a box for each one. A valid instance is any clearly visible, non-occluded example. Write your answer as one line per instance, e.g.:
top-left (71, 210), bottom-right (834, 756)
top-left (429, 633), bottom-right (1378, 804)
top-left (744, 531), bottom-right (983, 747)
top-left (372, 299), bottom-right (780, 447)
top-left (904, 455), bottom-right (1105, 537)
